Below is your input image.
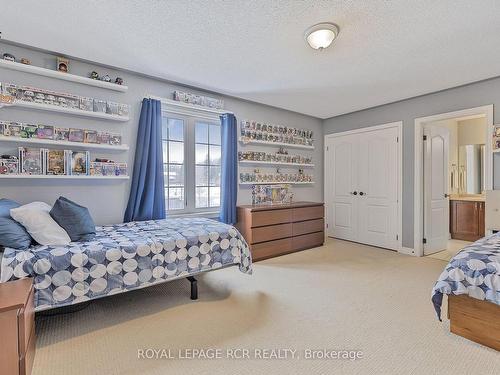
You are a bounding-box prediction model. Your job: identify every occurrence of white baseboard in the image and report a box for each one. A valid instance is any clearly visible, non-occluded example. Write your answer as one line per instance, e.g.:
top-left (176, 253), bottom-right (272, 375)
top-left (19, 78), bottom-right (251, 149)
top-left (399, 247), bottom-right (418, 256)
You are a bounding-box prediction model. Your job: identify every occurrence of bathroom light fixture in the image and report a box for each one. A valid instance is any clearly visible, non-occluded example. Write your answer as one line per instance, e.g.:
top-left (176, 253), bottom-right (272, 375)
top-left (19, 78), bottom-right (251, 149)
top-left (304, 23), bottom-right (339, 50)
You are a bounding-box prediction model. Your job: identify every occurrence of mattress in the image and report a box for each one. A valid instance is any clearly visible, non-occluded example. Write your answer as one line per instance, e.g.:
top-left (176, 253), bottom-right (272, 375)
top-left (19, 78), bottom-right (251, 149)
top-left (431, 232), bottom-right (500, 320)
top-left (0, 218), bottom-right (252, 311)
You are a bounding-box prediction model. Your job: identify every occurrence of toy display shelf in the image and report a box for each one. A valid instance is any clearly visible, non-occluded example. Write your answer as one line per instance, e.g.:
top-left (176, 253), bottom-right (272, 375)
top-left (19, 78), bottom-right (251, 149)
top-left (0, 59), bottom-right (128, 92)
top-left (0, 101), bottom-right (129, 122)
top-left (0, 175), bottom-right (129, 180)
top-left (0, 136), bottom-right (129, 152)
top-left (239, 138), bottom-right (314, 150)
top-left (239, 181), bottom-right (314, 185)
top-left (239, 160), bottom-right (314, 167)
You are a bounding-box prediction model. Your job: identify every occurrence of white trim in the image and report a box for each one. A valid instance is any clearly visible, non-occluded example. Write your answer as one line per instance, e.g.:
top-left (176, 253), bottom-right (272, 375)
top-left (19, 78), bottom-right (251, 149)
top-left (324, 121), bottom-right (404, 253)
top-left (413, 105), bottom-right (493, 257)
top-left (0, 101), bottom-right (129, 122)
top-left (0, 135), bottom-right (129, 152)
top-left (148, 95), bottom-right (231, 122)
top-left (0, 59), bottom-right (128, 92)
top-left (400, 247), bottom-right (416, 256)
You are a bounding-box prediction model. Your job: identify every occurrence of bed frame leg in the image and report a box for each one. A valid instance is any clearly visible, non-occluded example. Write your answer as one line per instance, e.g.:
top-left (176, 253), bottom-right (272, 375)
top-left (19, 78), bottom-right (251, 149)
top-left (187, 276), bottom-right (198, 300)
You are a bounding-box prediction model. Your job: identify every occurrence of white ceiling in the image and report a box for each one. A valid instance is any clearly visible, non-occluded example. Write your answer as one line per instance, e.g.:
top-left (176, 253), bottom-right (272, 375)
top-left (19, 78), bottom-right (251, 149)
top-left (2, 0), bottom-right (500, 119)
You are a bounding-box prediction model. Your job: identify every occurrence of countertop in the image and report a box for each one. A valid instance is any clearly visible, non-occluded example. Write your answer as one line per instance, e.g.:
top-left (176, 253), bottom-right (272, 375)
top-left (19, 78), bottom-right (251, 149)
top-left (449, 194), bottom-right (485, 202)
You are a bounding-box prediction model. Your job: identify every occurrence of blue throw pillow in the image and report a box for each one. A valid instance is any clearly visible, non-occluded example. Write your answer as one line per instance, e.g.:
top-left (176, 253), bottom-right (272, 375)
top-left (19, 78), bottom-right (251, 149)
top-left (0, 198), bottom-right (33, 249)
top-left (49, 197), bottom-right (96, 242)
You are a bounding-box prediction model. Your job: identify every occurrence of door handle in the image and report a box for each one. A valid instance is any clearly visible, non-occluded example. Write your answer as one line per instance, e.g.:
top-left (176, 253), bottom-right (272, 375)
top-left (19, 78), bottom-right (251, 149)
top-left (359, 192), bottom-right (364, 196)
top-left (351, 191), bottom-right (358, 195)
top-left (444, 193), bottom-right (449, 198)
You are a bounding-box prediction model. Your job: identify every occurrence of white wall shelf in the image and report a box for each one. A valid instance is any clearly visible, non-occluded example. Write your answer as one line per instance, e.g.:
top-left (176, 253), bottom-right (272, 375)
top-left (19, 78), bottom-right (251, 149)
top-left (0, 175), bottom-right (129, 180)
top-left (239, 181), bottom-right (314, 185)
top-left (239, 160), bottom-right (314, 167)
top-left (0, 59), bottom-right (128, 92)
top-left (0, 101), bottom-right (129, 122)
top-left (239, 138), bottom-right (314, 150)
top-left (0, 136), bottom-right (129, 152)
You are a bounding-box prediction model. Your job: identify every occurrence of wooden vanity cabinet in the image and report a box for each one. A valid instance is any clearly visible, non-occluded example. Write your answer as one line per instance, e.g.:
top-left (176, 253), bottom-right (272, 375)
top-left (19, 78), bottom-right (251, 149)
top-left (450, 200), bottom-right (485, 241)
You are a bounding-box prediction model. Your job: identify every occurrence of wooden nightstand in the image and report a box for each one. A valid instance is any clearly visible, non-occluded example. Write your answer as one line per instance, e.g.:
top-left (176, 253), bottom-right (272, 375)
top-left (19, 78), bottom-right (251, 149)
top-left (0, 278), bottom-right (36, 375)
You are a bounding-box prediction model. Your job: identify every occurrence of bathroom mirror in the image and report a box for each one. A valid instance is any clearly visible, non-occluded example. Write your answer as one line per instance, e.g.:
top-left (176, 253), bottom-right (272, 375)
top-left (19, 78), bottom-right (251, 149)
top-left (458, 144), bottom-right (485, 194)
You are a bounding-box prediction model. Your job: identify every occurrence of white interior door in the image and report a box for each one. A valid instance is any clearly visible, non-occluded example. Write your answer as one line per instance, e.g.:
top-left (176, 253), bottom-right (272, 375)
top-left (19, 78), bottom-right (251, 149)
top-left (357, 127), bottom-right (399, 250)
top-left (325, 134), bottom-right (358, 240)
top-left (423, 125), bottom-right (450, 254)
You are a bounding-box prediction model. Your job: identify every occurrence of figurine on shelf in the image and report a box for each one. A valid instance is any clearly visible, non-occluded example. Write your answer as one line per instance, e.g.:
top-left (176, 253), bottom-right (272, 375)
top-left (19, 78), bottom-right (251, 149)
top-left (57, 57), bottom-right (69, 73)
top-left (90, 71), bottom-right (99, 80)
top-left (100, 75), bottom-right (111, 82)
top-left (3, 53), bottom-right (15, 62)
top-left (20, 58), bottom-right (31, 65)
top-left (115, 77), bottom-right (124, 85)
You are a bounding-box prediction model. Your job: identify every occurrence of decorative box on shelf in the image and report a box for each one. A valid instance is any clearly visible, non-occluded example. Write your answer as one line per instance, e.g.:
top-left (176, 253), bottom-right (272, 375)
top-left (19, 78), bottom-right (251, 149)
top-left (238, 149), bottom-right (313, 167)
top-left (239, 120), bottom-right (314, 148)
top-left (0, 121), bottom-right (127, 151)
top-left (0, 82), bottom-right (129, 122)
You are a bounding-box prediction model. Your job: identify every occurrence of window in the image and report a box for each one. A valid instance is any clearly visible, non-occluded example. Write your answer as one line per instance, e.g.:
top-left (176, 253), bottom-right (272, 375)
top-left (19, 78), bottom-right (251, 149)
top-left (162, 115), bottom-right (221, 214)
top-left (162, 118), bottom-right (185, 211)
top-left (195, 122), bottom-right (221, 208)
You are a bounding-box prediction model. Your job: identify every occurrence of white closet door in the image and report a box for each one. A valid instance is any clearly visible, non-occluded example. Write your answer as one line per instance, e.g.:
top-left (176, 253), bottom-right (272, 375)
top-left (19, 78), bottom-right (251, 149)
top-left (326, 134), bottom-right (358, 240)
top-left (423, 125), bottom-right (449, 254)
top-left (357, 127), bottom-right (399, 249)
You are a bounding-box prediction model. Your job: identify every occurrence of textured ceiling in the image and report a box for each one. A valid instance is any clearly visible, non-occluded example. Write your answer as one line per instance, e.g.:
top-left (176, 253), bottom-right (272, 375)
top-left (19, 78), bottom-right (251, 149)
top-left (1, 0), bottom-right (500, 119)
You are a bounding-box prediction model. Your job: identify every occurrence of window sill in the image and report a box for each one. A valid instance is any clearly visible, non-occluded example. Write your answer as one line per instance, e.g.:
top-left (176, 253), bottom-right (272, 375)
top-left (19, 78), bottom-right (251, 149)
top-left (167, 210), bottom-right (220, 219)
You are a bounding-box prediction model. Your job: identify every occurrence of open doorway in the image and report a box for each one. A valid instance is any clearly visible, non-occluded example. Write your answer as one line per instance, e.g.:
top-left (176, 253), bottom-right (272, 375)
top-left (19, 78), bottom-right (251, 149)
top-left (423, 116), bottom-right (487, 259)
top-left (414, 105), bottom-right (493, 258)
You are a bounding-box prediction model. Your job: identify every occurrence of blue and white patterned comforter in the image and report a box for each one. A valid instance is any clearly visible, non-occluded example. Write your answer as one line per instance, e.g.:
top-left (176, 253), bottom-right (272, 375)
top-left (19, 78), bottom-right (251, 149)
top-left (0, 218), bottom-right (252, 311)
top-left (431, 233), bottom-right (500, 320)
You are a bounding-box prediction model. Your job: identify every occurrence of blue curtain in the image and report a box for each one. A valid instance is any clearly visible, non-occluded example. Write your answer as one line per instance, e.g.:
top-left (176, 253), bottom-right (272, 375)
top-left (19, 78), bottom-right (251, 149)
top-left (219, 113), bottom-right (238, 224)
top-left (124, 98), bottom-right (165, 222)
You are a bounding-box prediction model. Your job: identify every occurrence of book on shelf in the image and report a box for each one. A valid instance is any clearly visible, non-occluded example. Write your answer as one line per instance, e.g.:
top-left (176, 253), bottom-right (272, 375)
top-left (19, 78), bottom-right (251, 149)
top-left (45, 149), bottom-right (67, 175)
top-left (68, 151), bottom-right (90, 175)
top-left (18, 147), bottom-right (44, 175)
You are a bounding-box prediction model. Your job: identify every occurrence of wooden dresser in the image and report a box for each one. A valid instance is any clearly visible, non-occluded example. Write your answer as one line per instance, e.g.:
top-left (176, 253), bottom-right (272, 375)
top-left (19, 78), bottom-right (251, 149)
top-left (236, 201), bottom-right (324, 261)
top-left (0, 278), bottom-right (36, 375)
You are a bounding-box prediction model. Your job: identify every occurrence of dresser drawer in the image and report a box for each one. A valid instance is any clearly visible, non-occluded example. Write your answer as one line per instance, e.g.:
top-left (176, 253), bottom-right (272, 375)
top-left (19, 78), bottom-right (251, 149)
top-left (251, 238), bottom-right (292, 260)
top-left (292, 219), bottom-right (324, 236)
top-left (292, 206), bottom-right (324, 222)
top-left (251, 223), bottom-right (292, 244)
top-left (250, 209), bottom-right (292, 227)
top-left (292, 232), bottom-right (324, 251)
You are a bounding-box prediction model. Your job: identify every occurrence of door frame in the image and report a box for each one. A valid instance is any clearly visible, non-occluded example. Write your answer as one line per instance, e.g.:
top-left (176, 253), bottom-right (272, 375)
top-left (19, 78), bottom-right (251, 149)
top-left (413, 105), bottom-right (493, 256)
top-left (324, 121), bottom-right (403, 252)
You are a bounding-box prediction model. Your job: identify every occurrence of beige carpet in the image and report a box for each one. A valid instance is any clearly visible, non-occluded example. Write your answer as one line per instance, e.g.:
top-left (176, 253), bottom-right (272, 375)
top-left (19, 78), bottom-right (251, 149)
top-left (33, 239), bottom-right (499, 375)
top-left (427, 239), bottom-right (472, 262)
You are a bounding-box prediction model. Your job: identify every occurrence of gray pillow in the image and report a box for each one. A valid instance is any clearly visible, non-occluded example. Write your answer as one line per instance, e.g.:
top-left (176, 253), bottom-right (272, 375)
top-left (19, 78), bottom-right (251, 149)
top-left (50, 197), bottom-right (96, 242)
top-left (0, 198), bottom-right (33, 249)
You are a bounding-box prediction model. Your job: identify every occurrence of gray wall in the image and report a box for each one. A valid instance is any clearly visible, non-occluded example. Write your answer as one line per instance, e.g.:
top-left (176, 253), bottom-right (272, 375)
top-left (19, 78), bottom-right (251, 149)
top-left (0, 42), bottom-right (322, 225)
top-left (323, 77), bottom-right (500, 248)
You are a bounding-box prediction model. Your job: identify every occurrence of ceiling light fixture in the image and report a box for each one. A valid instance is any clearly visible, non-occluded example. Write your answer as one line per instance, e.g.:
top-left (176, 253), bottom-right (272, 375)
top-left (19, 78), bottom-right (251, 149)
top-left (304, 22), bottom-right (339, 50)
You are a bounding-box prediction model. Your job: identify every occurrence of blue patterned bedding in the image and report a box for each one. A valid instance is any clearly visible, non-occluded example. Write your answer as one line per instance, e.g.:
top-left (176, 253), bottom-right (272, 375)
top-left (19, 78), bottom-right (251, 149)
top-left (0, 218), bottom-right (252, 311)
top-left (431, 233), bottom-right (500, 320)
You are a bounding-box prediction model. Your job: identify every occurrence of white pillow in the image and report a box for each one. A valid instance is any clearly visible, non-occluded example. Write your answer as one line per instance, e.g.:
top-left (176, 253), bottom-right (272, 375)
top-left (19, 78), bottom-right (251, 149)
top-left (10, 202), bottom-right (71, 246)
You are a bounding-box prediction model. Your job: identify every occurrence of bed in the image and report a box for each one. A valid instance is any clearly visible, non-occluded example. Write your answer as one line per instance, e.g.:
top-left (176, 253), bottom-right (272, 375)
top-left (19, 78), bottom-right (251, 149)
top-left (0, 218), bottom-right (252, 311)
top-left (431, 233), bottom-right (500, 350)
